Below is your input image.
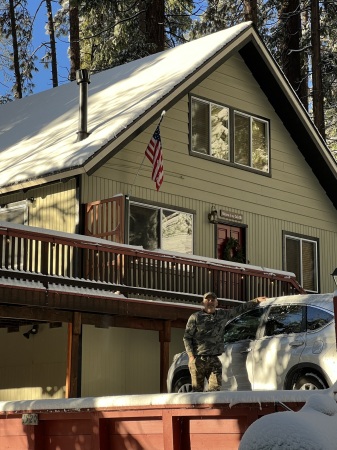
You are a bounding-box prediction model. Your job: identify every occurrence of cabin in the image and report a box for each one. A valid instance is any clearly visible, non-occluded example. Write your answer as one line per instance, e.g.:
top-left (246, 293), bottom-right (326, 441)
top-left (0, 21), bottom-right (336, 402)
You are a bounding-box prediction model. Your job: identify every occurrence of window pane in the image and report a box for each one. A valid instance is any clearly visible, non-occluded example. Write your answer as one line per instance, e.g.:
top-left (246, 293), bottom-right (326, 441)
top-left (265, 305), bottom-right (304, 336)
top-left (162, 210), bottom-right (193, 254)
top-left (224, 308), bottom-right (264, 344)
top-left (285, 237), bottom-right (301, 280)
top-left (0, 202), bottom-right (27, 224)
top-left (211, 104), bottom-right (229, 160)
top-left (307, 306), bottom-right (333, 331)
top-left (252, 119), bottom-right (268, 172)
top-left (129, 204), bottom-right (159, 250)
top-left (234, 113), bottom-right (250, 166)
top-left (191, 98), bottom-right (209, 155)
top-left (302, 240), bottom-right (317, 292)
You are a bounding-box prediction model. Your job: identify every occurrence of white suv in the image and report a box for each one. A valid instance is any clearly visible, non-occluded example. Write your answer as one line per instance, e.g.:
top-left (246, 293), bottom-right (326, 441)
top-left (167, 293), bottom-right (337, 392)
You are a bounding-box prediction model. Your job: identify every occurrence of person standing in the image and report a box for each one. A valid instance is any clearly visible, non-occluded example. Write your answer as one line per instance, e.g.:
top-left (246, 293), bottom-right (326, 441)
top-left (183, 292), bottom-right (266, 392)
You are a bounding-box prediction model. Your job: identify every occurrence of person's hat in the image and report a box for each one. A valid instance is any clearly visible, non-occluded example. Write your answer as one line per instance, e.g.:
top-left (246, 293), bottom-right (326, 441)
top-left (203, 291), bottom-right (217, 300)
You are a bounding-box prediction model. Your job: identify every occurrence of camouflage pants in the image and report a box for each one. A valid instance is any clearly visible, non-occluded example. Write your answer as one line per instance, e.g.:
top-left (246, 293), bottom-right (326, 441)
top-left (189, 355), bottom-right (222, 392)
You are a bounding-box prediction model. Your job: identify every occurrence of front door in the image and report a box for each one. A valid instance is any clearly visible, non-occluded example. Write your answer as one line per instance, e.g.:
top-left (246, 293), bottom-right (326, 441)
top-left (217, 224), bottom-right (245, 262)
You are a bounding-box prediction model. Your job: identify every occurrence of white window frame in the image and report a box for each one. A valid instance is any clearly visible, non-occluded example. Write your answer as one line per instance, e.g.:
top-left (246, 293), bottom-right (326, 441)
top-left (0, 200), bottom-right (28, 225)
top-left (284, 234), bottom-right (319, 293)
top-left (128, 201), bottom-right (194, 254)
top-left (190, 95), bottom-right (270, 174)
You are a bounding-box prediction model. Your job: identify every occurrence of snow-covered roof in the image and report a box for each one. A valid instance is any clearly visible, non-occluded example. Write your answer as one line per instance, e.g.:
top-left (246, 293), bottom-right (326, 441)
top-left (0, 22), bottom-right (251, 193)
top-left (0, 20), bottom-right (335, 210)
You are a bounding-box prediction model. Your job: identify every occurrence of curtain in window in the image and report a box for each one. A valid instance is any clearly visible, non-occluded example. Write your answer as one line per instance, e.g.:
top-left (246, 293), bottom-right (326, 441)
top-left (285, 237), bottom-right (301, 281)
top-left (191, 98), bottom-right (209, 155)
top-left (302, 240), bottom-right (316, 291)
top-left (234, 113), bottom-right (250, 166)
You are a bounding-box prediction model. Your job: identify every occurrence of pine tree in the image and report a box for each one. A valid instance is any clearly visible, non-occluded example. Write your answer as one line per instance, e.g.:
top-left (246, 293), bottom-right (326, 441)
top-left (0, 0), bottom-right (37, 100)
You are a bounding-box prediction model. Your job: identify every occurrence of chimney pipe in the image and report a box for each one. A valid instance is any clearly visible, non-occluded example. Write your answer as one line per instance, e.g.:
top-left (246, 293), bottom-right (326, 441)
top-left (76, 69), bottom-right (90, 142)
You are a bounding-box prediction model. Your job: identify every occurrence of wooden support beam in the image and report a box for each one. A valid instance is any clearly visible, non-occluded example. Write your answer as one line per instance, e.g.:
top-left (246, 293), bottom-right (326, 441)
top-left (0, 304), bottom-right (72, 323)
top-left (66, 311), bottom-right (82, 398)
top-left (159, 320), bottom-right (171, 393)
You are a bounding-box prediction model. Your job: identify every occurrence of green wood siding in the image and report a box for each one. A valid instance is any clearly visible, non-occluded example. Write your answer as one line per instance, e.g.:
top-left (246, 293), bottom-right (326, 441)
top-left (81, 54), bottom-right (337, 294)
top-left (0, 179), bottom-right (78, 233)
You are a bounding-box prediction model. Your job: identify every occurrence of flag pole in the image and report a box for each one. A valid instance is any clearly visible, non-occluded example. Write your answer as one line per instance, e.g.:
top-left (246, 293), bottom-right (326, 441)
top-left (129, 110), bottom-right (166, 196)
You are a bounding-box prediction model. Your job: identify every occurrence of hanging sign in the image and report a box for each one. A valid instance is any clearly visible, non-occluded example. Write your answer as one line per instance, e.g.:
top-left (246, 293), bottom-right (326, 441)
top-left (220, 210), bottom-right (243, 222)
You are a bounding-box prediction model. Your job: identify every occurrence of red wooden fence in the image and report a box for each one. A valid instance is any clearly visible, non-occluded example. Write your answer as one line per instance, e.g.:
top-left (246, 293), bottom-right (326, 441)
top-left (0, 390), bottom-right (314, 450)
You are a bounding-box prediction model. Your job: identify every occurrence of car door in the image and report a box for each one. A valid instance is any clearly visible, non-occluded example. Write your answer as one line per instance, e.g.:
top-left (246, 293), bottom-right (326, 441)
top-left (251, 304), bottom-right (306, 390)
top-left (220, 307), bottom-right (265, 391)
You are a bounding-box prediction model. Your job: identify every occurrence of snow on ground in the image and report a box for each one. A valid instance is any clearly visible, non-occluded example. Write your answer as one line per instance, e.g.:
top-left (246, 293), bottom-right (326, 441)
top-left (239, 382), bottom-right (337, 450)
top-left (0, 389), bottom-right (328, 413)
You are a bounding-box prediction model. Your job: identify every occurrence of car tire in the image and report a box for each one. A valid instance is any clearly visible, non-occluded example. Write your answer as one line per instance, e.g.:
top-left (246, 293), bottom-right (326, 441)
top-left (173, 375), bottom-right (192, 393)
top-left (293, 373), bottom-right (327, 390)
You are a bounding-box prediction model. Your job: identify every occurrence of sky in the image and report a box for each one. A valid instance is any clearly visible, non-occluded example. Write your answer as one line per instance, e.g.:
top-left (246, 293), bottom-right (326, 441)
top-left (30, 2), bottom-right (70, 94)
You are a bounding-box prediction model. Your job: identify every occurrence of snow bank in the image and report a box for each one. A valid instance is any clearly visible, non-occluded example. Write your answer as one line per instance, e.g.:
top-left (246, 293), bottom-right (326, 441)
top-left (239, 383), bottom-right (337, 450)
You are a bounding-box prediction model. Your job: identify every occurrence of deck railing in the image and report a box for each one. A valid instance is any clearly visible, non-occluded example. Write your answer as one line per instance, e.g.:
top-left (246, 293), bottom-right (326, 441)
top-left (0, 222), bottom-right (305, 304)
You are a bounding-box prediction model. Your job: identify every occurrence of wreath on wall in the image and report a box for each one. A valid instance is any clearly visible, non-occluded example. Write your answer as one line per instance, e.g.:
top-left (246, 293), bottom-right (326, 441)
top-left (223, 237), bottom-right (245, 263)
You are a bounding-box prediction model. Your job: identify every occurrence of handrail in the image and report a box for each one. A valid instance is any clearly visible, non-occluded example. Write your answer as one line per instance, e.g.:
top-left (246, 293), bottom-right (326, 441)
top-left (0, 222), bottom-right (305, 303)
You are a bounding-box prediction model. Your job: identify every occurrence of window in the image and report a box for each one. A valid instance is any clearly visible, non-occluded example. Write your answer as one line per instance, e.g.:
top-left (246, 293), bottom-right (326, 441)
top-left (191, 96), bottom-right (269, 173)
top-left (0, 200), bottom-right (28, 225)
top-left (223, 308), bottom-right (265, 344)
top-left (284, 233), bottom-right (318, 293)
top-left (264, 305), bottom-right (305, 336)
top-left (129, 202), bottom-right (193, 253)
top-left (306, 306), bottom-right (333, 331)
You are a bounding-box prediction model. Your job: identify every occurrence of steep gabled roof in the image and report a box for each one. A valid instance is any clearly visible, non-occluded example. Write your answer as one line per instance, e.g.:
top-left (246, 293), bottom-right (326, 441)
top-left (0, 22), bottom-right (336, 208)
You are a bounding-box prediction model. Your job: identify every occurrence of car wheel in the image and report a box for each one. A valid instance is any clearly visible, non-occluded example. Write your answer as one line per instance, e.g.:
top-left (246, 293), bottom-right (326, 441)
top-left (173, 375), bottom-right (192, 393)
top-left (293, 373), bottom-right (326, 390)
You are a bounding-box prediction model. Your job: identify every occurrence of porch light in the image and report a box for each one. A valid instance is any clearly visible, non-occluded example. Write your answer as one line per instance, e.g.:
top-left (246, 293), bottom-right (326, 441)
top-left (208, 205), bottom-right (218, 224)
top-left (23, 324), bottom-right (39, 339)
top-left (331, 268), bottom-right (337, 287)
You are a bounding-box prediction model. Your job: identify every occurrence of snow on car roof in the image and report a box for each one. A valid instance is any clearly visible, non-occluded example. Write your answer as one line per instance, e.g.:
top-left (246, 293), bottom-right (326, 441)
top-left (262, 293), bottom-right (334, 311)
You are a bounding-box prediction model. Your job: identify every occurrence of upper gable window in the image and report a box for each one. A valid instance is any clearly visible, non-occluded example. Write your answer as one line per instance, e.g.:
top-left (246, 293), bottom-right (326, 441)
top-left (191, 96), bottom-right (270, 173)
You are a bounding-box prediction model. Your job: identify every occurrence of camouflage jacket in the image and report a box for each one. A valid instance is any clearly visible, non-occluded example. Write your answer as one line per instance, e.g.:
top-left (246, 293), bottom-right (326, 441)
top-left (183, 300), bottom-right (259, 356)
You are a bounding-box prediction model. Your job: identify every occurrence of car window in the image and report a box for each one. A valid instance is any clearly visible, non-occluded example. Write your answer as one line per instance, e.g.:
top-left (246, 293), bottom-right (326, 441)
top-left (264, 305), bottom-right (304, 337)
top-left (306, 306), bottom-right (333, 331)
top-left (224, 307), bottom-right (265, 344)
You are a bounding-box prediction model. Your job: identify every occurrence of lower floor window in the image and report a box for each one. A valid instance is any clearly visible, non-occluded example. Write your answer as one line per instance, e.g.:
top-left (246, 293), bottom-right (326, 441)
top-left (129, 202), bottom-right (193, 254)
top-left (0, 200), bottom-right (28, 224)
top-left (284, 233), bottom-right (318, 293)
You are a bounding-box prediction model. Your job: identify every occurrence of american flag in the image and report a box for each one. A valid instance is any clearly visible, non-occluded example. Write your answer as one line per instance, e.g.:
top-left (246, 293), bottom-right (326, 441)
top-left (145, 125), bottom-right (164, 191)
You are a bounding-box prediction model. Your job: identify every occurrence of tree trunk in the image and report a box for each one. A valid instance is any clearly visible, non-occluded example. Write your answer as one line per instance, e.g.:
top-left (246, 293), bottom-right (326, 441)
top-left (145, 0), bottom-right (165, 53)
top-left (244, 0), bottom-right (257, 25)
top-left (69, 0), bottom-right (81, 81)
top-left (311, 0), bottom-right (325, 139)
top-left (279, 0), bottom-right (307, 108)
top-left (46, 0), bottom-right (58, 87)
top-left (8, 0), bottom-right (22, 98)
